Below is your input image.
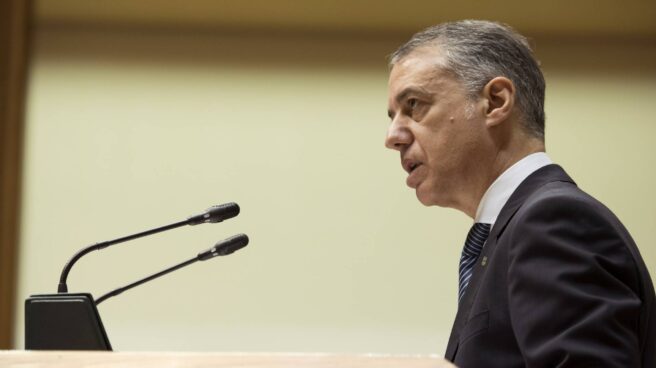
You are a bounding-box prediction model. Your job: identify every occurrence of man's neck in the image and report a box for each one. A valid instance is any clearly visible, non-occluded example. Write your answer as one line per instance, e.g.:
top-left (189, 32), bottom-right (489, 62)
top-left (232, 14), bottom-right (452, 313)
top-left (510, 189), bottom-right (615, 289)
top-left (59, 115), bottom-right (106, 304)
top-left (463, 138), bottom-right (545, 219)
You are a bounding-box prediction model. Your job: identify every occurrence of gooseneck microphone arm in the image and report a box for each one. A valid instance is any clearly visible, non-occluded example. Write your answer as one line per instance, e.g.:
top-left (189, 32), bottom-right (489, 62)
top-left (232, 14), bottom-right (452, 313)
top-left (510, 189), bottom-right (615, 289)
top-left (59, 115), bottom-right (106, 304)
top-left (57, 220), bottom-right (189, 293)
top-left (57, 202), bottom-right (241, 293)
top-left (95, 233), bottom-right (249, 305)
top-left (95, 257), bottom-right (197, 305)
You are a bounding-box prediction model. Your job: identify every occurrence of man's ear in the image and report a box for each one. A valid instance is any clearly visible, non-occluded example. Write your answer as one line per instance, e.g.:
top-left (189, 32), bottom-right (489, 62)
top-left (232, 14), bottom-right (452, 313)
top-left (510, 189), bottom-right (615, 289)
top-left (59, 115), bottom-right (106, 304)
top-left (482, 77), bottom-right (515, 127)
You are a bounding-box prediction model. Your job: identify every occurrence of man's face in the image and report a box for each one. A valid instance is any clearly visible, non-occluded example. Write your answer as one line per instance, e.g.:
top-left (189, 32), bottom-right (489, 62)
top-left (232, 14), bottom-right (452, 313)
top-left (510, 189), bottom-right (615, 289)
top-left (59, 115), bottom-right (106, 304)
top-left (386, 47), bottom-right (490, 208)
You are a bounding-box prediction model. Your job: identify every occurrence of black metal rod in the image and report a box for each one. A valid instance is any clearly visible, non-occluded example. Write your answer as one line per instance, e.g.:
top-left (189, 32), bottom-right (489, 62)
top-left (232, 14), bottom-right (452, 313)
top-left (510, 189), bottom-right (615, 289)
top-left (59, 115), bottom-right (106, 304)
top-left (58, 219), bottom-right (189, 293)
top-left (95, 256), bottom-right (198, 305)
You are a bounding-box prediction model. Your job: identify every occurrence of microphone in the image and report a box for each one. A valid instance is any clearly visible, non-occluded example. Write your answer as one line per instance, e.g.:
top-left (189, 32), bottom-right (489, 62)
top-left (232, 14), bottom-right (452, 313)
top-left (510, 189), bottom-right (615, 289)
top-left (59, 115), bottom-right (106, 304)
top-left (187, 202), bottom-right (240, 225)
top-left (57, 203), bottom-right (240, 293)
top-left (25, 233), bottom-right (249, 350)
top-left (198, 233), bottom-right (249, 260)
top-left (95, 234), bottom-right (249, 305)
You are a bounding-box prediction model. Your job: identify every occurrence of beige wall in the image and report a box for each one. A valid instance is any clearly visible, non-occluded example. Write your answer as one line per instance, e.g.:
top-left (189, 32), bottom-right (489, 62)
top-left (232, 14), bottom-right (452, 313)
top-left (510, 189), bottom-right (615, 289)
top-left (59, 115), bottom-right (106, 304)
top-left (14, 27), bottom-right (656, 352)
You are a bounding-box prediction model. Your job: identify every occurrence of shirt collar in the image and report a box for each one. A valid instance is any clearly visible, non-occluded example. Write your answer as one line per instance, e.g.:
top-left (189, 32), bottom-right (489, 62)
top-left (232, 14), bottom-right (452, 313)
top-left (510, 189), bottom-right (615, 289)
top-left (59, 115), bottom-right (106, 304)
top-left (474, 152), bottom-right (553, 225)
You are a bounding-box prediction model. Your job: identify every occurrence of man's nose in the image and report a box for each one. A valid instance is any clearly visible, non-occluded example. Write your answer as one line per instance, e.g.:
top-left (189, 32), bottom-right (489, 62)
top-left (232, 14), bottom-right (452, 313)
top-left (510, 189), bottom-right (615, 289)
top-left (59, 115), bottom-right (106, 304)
top-left (385, 118), bottom-right (412, 151)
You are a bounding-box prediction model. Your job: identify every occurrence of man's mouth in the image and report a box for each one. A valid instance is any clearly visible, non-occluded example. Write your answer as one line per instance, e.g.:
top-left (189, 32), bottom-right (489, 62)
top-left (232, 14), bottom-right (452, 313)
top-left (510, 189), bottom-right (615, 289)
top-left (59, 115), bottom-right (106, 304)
top-left (402, 159), bottom-right (422, 174)
top-left (401, 158), bottom-right (425, 188)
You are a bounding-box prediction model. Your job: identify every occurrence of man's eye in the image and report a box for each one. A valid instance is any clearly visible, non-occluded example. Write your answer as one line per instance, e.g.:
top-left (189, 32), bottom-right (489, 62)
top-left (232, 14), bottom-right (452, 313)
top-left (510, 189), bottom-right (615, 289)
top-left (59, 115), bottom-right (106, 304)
top-left (408, 98), bottom-right (418, 109)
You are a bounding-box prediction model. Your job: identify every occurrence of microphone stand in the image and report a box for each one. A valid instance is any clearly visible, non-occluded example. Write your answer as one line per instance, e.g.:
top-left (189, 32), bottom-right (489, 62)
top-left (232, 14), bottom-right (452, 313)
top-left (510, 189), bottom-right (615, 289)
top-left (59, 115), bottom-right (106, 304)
top-left (96, 233), bottom-right (249, 305)
top-left (57, 202), bottom-right (239, 293)
top-left (95, 256), bottom-right (197, 305)
top-left (58, 220), bottom-right (188, 293)
top-left (25, 203), bottom-right (241, 351)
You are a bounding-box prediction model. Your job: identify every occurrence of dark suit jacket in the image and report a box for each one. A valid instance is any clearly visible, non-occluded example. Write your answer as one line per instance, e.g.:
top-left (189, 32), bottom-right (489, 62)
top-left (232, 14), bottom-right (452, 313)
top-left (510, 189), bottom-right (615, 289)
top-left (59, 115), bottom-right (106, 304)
top-left (445, 165), bottom-right (655, 367)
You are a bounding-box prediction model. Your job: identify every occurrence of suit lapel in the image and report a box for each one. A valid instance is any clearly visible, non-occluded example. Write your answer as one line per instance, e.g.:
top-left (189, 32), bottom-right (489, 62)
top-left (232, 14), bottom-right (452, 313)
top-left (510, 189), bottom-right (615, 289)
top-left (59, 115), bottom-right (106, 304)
top-left (445, 164), bottom-right (574, 361)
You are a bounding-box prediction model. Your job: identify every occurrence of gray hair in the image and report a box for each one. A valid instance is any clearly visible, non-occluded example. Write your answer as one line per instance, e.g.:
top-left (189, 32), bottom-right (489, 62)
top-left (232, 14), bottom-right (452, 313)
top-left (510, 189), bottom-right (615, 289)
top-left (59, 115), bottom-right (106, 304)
top-left (390, 20), bottom-right (545, 139)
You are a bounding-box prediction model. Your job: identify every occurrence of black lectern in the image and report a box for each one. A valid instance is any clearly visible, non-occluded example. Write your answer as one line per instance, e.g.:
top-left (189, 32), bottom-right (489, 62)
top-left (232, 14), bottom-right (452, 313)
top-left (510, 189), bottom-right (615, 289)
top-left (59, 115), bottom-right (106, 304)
top-left (25, 293), bottom-right (111, 350)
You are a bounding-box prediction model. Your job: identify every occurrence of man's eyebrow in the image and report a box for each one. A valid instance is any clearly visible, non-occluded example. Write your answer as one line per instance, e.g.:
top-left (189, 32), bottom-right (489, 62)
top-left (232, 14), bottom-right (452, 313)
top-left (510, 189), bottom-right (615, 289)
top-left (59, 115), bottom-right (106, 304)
top-left (388, 86), bottom-right (431, 119)
top-left (395, 86), bottom-right (431, 104)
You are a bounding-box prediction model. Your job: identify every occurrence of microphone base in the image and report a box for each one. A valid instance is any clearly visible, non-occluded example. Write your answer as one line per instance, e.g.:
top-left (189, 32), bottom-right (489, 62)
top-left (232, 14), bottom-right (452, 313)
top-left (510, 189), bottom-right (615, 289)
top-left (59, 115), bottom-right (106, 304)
top-left (25, 293), bottom-right (112, 350)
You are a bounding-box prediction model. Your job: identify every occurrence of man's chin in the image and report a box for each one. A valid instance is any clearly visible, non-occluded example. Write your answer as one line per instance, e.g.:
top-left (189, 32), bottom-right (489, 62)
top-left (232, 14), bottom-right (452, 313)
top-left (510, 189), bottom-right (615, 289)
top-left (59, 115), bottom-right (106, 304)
top-left (415, 184), bottom-right (449, 207)
top-left (415, 187), bottom-right (436, 207)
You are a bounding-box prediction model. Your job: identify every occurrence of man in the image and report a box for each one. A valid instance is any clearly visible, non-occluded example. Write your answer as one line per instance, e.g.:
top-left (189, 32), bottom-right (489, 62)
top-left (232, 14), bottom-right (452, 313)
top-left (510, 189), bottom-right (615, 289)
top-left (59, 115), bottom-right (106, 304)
top-left (385, 20), bottom-right (655, 367)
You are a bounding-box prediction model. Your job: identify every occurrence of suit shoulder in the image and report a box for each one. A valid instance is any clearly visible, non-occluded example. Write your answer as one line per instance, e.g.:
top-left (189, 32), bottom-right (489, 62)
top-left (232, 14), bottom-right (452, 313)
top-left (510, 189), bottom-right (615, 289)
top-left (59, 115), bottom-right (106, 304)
top-left (518, 180), bottom-right (624, 230)
top-left (506, 180), bottom-right (642, 288)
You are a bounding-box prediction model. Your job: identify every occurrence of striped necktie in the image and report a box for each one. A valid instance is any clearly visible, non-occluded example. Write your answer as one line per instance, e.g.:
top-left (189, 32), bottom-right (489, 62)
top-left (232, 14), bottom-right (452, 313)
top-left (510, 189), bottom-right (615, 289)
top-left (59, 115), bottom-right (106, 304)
top-left (458, 223), bottom-right (491, 303)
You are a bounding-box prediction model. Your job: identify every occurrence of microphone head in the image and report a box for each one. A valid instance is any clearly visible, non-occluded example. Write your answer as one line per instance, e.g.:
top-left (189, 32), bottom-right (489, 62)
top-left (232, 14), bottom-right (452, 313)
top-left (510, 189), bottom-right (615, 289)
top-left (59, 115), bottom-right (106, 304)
top-left (206, 202), bottom-right (240, 223)
top-left (187, 202), bottom-right (240, 225)
top-left (197, 233), bottom-right (249, 261)
top-left (214, 233), bottom-right (249, 256)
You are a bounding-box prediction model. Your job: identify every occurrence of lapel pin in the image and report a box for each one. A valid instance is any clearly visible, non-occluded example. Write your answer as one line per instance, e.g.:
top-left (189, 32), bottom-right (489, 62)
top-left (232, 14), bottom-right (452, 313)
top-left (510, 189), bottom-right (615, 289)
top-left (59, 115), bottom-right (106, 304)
top-left (481, 256), bottom-right (488, 266)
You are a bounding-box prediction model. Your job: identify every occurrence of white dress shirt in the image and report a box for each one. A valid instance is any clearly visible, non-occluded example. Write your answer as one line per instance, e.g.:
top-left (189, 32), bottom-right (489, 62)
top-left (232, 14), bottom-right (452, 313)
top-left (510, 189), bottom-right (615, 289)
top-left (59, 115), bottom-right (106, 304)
top-left (475, 152), bottom-right (553, 225)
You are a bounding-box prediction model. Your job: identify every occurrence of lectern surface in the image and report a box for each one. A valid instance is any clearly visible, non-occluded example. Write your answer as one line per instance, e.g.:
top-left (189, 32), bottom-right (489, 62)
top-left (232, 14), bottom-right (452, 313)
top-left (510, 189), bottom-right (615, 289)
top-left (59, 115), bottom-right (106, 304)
top-left (0, 351), bottom-right (451, 367)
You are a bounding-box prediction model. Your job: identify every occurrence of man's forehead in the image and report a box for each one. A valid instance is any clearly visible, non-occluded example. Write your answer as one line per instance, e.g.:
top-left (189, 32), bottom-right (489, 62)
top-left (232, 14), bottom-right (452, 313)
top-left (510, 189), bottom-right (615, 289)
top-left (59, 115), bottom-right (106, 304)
top-left (395, 46), bottom-right (446, 71)
top-left (390, 48), bottom-right (448, 83)
top-left (388, 49), bottom-right (450, 98)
